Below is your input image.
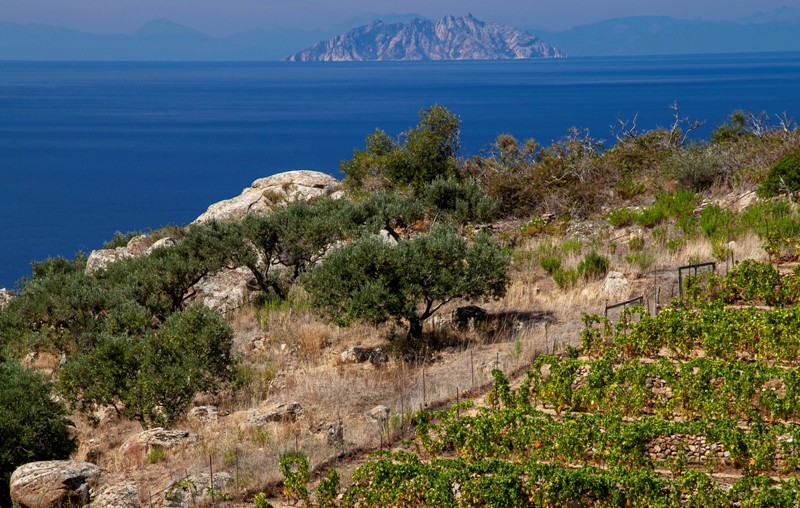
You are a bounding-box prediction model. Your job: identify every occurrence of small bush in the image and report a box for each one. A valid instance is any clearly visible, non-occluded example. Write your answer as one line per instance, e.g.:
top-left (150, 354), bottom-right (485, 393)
top-left (608, 208), bottom-right (633, 228)
top-left (626, 252), bottom-right (655, 272)
top-left (279, 450), bottom-right (310, 505)
top-left (316, 468), bottom-right (340, 508)
top-left (0, 361), bottom-right (77, 507)
top-left (758, 151), bottom-right (800, 198)
top-left (633, 190), bottom-right (697, 228)
top-left (629, 236), bottom-right (646, 252)
top-left (103, 230), bottom-right (143, 249)
top-left (667, 237), bottom-right (685, 253)
top-left (539, 254), bottom-right (563, 275)
top-left (578, 251), bottom-right (610, 280)
top-left (667, 147), bottom-right (729, 190)
top-left (553, 268), bottom-right (580, 289)
top-left (699, 205), bottom-right (736, 240)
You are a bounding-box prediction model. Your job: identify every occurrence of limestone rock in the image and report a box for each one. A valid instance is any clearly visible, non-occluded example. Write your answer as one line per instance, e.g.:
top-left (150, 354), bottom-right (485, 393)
top-left (90, 483), bottom-right (139, 508)
top-left (187, 406), bottom-right (221, 424)
top-left (339, 346), bottom-right (389, 365)
top-left (247, 401), bottom-right (303, 426)
top-left (85, 247), bottom-right (135, 274)
top-left (125, 235), bottom-right (151, 256)
top-left (10, 460), bottom-right (102, 508)
top-left (187, 266), bottom-right (256, 314)
top-left (366, 405), bottom-right (390, 425)
top-left (602, 271), bottom-right (630, 295)
top-left (0, 288), bottom-right (12, 308)
top-left (145, 237), bottom-right (177, 255)
top-left (119, 428), bottom-right (198, 458)
top-left (162, 473), bottom-right (233, 507)
top-left (193, 170), bottom-right (340, 224)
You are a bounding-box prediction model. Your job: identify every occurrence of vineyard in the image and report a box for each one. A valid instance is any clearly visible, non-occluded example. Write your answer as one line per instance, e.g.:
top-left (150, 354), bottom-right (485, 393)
top-left (323, 261), bottom-right (800, 507)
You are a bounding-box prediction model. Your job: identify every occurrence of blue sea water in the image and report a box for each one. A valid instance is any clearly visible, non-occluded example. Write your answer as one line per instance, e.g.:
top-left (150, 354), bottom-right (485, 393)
top-left (1, 53), bottom-right (800, 288)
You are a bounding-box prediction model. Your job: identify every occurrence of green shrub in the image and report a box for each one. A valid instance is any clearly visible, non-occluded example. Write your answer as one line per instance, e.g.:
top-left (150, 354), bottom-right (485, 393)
top-left (578, 251), bottom-right (610, 280)
top-left (626, 252), bottom-right (655, 272)
top-left (103, 230), bottom-right (143, 249)
top-left (633, 190), bottom-right (697, 228)
top-left (608, 208), bottom-right (634, 228)
top-left (58, 305), bottom-right (236, 427)
top-left (254, 492), bottom-right (273, 508)
top-left (699, 205), bottom-right (736, 240)
top-left (629, 236), bottom-right (646, 252)
top-left (758, 152), bottom-right (800, 198)
top-left (667, 146), bottom-right (729, 190)
top-left (316, 468), bottom-right (340, 508)
top-left (540, 255), bottom-right (562, 275)
top-left (553, 268), bottom-right (580, 289)
top-left (667, 237), bottom-right (685, 253)
top-left (0, 360), bottom-right (76, 507)
top-left (305, 224), bottom-right (509, 343)
top-left (279, 450), bottom-right (310, 505)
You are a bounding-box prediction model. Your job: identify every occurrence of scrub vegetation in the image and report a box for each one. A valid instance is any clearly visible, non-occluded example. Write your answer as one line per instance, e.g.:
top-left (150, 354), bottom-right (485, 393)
top-left (2, 105), bottom-right (800, 505)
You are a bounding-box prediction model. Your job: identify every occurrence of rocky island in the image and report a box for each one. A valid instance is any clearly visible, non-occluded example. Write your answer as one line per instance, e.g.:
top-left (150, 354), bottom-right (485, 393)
top-left (285, 14), bottom-right (565, 62)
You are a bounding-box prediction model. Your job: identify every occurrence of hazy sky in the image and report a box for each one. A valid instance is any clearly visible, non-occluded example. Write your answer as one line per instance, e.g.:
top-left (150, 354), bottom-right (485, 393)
top-left (1, 0), bottom-right (798, 36)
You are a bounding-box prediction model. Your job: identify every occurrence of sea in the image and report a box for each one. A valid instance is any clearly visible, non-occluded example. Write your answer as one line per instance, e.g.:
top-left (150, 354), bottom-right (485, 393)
top-left (1, 52), bottom-right (799, 289)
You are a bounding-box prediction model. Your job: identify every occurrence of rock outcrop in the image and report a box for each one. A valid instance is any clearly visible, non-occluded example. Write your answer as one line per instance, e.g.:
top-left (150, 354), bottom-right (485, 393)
top-left (286, 14), bottom-right (565, 62)
top-left (185, 266), bottom-right (257, 314)
top-left (247, 401), bottom-right (304, 426)
top-left (10, 460), bottom-right (102, 508)
top-left (193, 170), bottom-right (340, 224)
top-left (602, 271), bottom-right (630, 295)
top-left (85, 234), bottom-right (176, 274)
top-left (162, 473), bottom-right (233, 507)
top-left (119, 428), bottom-right (198, 459)
top-left (89, 483), bottom-right (139, 508)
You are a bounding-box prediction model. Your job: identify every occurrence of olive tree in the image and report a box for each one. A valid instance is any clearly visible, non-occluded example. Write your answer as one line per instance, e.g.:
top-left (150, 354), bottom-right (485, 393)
top-left (0, 360), bottom-right (76, 506)
top-left (58, 305), bottom-right (235, 427)
top-left (341, 105), bottom-right (461, 194)
top-left (304, 224), bottom-right (510, 344)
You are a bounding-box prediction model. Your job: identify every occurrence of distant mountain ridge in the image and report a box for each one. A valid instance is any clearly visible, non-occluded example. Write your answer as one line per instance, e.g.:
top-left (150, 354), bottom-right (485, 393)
top-left (285, 15), bottom-right (565, 62)
top-left (533, 9), bottom-right (800, 56)
top-left (1, 7), bottom-right (800, 61)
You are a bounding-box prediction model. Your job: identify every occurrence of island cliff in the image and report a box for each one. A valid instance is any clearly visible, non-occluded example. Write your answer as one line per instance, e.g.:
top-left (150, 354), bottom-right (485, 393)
top-left (285, 14), bottom-right (565, 62)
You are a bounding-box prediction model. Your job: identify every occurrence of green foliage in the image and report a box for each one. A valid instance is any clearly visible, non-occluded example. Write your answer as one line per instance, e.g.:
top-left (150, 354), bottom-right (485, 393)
top-left (608, 208), bottom-right (633, 227)
top-left (341, 105), bottom-right (460, 194)
top-left (316, 468), bottom-right (340, 508)
top-left (305, 224), bottom-right (509, 343)
top-left (253, 492), bottom-right (272, 508)
top-left (279, 450), bottom-right (310, 506)
top-left (578, 251), bottom-right (609, 280)
top-left (422, 176), bottom-right (497, 226)
top-left (626, 252), bottom-right (655, 271)
top-left (699, 204), bottom-right (736, 240)
top-left (103, 230), bottom-right (143, 249)
top-left (758, 151), bottom-right (800, 198)
top-left (633, 190), bottom-right (698, 228)
top-left (58, 305), bottom-right (235, 427)
top-left (351, 190), bottom-right (425, 241)
top-left (552, 267), bottom-right (580, 289)
top-left (236, 198), bottom-right (357, 299)
top-left (0, 360), bottom-right (76, 507)
top-left (711, 110), bottom-right (748, 143)
top-left (666, 145), bottom-right (729, 190)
